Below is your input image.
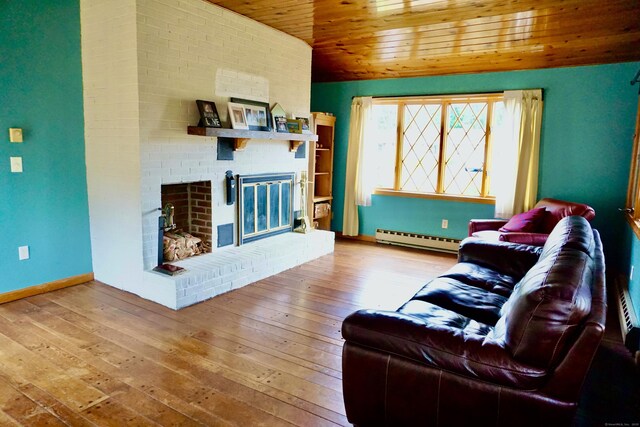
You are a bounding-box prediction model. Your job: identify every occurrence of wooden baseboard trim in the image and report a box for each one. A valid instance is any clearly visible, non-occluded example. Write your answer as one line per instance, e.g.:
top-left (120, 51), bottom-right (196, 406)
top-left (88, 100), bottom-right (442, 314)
top-left (0, 272), bottom-right (94, 304)
top-left (335, 232), bottom-right (377, 243)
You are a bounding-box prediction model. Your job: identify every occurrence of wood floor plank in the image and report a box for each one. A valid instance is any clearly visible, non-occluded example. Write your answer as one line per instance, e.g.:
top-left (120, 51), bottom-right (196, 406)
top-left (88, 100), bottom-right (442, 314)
top-left (0, 376), bottom-right (66, 426)
top-left (36, 288), bottom-right (344, 426)
top-left (0, 239), bottom-right (457, 426)
top-left (52, 286), bottom-right (342, 390)
top-left (0, 314), bottom-right (200, 426)
top-left (27, 298), bottom-right (303, 427)
top-left (0, 332), bottom-right (107, 412)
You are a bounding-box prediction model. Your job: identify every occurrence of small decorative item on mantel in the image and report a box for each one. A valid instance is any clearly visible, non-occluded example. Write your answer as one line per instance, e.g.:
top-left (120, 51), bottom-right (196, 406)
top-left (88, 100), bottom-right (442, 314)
top-left (196, 100), bottom-right (222, 128)
top-left (228, 102), bottom-right (249, 130)
top-left (286, 118), bottom-right (303, 134)
top-left (296, 117), bottom-right (312, 134)
top-left (271, 103), bottom-right (287, 129)
top-left (274, 116), bottom-right (288, 133)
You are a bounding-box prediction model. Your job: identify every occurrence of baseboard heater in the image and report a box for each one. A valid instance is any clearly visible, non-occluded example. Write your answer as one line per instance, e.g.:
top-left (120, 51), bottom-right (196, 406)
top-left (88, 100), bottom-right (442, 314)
top-left (375, 229), bottom-right (460, 254)
top-left (614, 277), bottom-right (640, 357)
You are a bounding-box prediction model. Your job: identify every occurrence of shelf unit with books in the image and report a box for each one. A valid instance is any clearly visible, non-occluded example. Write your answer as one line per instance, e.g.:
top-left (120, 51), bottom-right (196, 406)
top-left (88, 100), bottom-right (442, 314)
top-left (307, 112), bottom-right (336, 231)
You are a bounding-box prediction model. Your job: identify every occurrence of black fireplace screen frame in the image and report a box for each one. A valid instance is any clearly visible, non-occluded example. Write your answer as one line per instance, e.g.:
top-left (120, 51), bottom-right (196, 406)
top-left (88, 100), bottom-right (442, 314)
top-left (237, 172), bottom-right (295, 245)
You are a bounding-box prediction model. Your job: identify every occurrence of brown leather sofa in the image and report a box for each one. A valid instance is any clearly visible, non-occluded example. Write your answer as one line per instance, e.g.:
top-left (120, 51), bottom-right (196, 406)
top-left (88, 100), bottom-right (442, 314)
top-left (341, 216), bottom-right (606, 426)
top-left (468, 198), bottom-right (595, 245)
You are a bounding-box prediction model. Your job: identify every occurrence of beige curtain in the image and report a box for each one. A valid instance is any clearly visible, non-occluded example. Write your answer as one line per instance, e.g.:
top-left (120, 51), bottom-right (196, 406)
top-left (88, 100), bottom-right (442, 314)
top-left (343, 96), bottom-right (373, 236)
top-left (493, 89), bottom-right (543, 218)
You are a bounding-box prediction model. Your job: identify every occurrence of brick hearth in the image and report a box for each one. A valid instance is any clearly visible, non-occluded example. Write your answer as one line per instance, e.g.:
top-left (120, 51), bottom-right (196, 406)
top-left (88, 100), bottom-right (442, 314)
top-left (143, 230), bottom-right (334, 309)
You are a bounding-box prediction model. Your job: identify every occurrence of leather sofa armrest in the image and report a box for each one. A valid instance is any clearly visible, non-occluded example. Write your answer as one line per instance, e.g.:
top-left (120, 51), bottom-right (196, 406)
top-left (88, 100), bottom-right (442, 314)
top-left (468, 219), bottom-right (508, 236)
top-left (458, 237), bottom-right (542, 279)
top-left (500, 232), bottom-right (549, 246)
top-left (342, 309), bottom-right (547, 389)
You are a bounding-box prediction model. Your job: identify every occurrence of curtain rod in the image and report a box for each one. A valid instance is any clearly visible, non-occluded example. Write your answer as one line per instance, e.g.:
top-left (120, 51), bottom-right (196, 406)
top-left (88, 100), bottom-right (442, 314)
top-left (351, 91), bottom-right (504, 100)
top-left (351, 89), bottom-right (543, 101)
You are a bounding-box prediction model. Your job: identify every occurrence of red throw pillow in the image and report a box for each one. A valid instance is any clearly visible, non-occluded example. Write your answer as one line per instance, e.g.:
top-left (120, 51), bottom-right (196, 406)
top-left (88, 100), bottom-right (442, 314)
top-left (499, 207), bottom-right (547, 232)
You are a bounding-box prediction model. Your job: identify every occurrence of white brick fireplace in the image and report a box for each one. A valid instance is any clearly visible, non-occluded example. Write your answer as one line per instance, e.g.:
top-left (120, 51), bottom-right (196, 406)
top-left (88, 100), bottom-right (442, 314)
top-left (81, 0), bottom-right (334, 309)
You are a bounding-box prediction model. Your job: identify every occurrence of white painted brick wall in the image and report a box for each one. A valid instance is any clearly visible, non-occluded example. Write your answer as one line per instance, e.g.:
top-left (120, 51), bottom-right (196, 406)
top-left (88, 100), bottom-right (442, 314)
top-left (136, 0), bottom-right (312, 270)
top-left (82, 0), bottom-right (319, 307)
top-left (81, 0), bottom-right (146, 290)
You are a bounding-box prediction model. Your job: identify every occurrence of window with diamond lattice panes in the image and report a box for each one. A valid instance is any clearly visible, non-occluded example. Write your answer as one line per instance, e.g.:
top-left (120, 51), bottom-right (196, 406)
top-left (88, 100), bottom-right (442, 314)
top-left (371, 94), bottom-right (503, 201)
top-left (444, 103), bottom-right (489, 196)
top-left (401, 103), bottom-right (442, 193)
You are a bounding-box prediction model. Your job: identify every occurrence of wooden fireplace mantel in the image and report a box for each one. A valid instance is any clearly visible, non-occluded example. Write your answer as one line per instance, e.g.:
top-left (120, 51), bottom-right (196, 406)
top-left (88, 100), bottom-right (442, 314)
top-left (187, 126), bottom-right (318, 152)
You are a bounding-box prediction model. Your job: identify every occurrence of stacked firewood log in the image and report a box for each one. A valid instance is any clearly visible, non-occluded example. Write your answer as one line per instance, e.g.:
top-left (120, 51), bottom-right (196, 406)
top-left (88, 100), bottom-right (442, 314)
top-left (163, 230), bottom-right (209, 261)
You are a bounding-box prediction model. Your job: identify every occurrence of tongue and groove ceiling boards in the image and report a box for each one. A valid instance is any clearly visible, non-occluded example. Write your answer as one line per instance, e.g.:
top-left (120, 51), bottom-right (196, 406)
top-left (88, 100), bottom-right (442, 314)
top-left (207, 0), bottom-right (640, 82)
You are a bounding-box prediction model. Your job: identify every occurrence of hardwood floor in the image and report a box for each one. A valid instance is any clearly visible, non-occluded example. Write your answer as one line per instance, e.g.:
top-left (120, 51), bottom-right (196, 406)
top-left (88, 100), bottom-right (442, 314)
top-left (0, 239), bottom-right (456, 426)
top-left (1, 239), bottom-right (637, 426)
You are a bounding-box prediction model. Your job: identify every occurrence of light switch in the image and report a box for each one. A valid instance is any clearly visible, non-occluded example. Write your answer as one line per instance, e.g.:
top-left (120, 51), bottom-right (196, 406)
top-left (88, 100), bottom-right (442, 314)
top-left (10, 157), bottom-right (23, 173)
top-left (18, 246), bottom-right (29, 261)
top-left (9, 128), bottom-right (23, 143)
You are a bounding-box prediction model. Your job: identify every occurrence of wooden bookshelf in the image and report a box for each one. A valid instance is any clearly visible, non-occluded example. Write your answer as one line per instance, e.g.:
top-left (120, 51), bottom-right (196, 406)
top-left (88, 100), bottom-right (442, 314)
top-left (307, 113), bottom-right (336, 231)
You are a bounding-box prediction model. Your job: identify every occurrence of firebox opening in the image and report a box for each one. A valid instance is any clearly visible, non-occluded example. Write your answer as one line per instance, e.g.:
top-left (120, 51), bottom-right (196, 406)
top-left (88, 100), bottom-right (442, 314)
top-left (161, 181), bottom-right (213, 262)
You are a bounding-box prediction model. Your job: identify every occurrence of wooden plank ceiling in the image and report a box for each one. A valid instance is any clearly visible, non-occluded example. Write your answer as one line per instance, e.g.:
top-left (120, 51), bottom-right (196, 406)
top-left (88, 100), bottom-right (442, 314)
top-left (207, 0), bottom-right (640, 82)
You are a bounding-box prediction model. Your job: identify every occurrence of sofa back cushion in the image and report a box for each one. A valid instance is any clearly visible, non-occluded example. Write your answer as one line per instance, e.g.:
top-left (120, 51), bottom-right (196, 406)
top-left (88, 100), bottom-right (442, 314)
top-left (534, 198), bottom-right (596, 234)
top-left (495, 216), bottom-right (595, 368)
top-left (539, 215), bottom-right (595, 259)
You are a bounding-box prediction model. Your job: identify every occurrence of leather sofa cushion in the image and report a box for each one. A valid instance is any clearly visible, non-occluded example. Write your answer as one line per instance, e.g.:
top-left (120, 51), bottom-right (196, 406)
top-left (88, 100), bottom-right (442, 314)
top-left (441, 262), bottom-right (518, 297)
top-left (458, 237), bottom-right (543, 279)
top-left (535, 198), bottom-right (596, 234)
top-left (342, 306), bottom-right (549, 389)
top-left (497, 248), bottom-right (593, 368)
top-left (471, 230), bottom-right (551, 246)
top-left (411, 277), bottom-right (508, 326)
top-left (540, 215), bottom-right (595, 259)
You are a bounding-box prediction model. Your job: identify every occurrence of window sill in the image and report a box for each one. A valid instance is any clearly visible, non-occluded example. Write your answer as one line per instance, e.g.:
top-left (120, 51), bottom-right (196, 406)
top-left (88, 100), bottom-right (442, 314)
top-left (625, 213), bottom-right (640, 240)
top-left (374, 189), bottom-right (496, 205)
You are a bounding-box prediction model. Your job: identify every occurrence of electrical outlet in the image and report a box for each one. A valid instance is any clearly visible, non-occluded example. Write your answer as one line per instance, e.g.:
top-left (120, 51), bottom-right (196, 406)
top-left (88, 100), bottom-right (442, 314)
top-left (10, 157), bottom-right (22, 173)
top-left (18, 246), bottom-right (29, 260)
top-left (441, 219), bottom-right (448, 229)
top-left (631, 266), bottom-right (634, 281)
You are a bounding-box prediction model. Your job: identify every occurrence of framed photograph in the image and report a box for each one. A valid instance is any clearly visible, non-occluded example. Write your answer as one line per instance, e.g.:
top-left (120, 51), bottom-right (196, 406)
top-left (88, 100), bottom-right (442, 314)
top-left (286, 118), bottom-right (303, 134)
top-left (296, 117), bottom-right (312, 134)
top-left (274, 116), bottom-right (288, 133)
top-left (228, 102), bottom-right (249, 130)
top-left (196, 100), bottom-right (222, 128)
top-left (230, 97), bottom-right (272, 131)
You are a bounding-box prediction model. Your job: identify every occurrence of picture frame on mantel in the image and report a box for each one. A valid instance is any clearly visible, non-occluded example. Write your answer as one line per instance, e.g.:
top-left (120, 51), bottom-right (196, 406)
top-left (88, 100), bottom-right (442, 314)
top-left (274, 116), bottom-right (288, 133)
top-left (230, 97), bottom-right (272, 131)
top-left (228, 102), bottom-right (249, 130)
top-left (195, 100), bottom-right (222, 128)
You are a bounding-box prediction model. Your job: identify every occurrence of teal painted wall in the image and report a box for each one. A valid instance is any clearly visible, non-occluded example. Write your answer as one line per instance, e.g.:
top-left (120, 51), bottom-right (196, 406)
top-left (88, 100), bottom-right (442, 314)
top-left (311, 62), bottom-right (640, 265)
top-left (0, 1), bottom-right (92, 292)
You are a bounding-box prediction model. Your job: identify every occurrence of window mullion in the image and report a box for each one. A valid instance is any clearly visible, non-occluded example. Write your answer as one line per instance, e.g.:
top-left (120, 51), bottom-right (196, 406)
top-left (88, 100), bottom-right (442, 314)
top-left (437, 102), bottom-right (448, 194)
top-left (394, 102), bottom-right (404, 190)
top-left (482, 101), bottom-right (494, 197)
